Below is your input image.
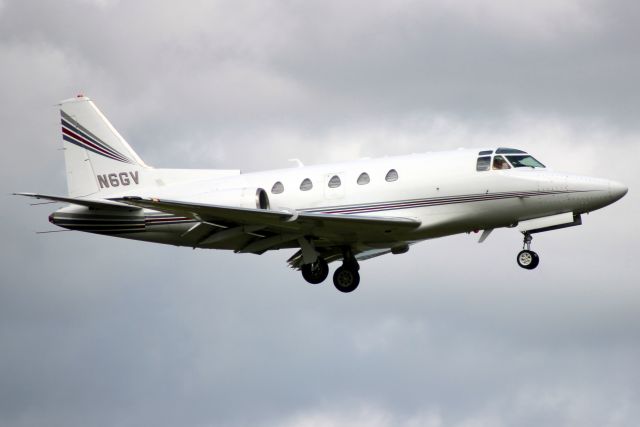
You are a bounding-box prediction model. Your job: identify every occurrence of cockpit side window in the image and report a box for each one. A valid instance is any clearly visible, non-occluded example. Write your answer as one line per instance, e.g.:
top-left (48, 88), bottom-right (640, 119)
top-left (492, 155), bottom-right (511, 170)
top-left (476, 156), bottom-right (491, 171)
top-left (506, 155), bottom-right (545, 168)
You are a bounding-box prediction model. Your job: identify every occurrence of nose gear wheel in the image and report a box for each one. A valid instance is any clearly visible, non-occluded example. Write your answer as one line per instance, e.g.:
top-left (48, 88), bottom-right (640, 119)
top-left (517, 233), bottom-right (539, 270)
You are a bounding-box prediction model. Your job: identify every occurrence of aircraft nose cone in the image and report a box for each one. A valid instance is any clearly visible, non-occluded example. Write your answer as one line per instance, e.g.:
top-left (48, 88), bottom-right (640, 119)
top-left (609, 180), bottom-right (628, 203)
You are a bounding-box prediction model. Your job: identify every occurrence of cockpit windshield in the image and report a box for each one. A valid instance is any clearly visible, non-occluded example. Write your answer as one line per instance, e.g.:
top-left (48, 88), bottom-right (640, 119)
top-left (475, 148), bottom-right (546, 172)
top-left (505, 155), bottom-right (545, 168)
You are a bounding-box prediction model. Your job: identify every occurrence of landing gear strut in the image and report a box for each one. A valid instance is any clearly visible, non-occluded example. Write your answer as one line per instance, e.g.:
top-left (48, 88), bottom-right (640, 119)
top-left (332, 249), bottom-right (360, 293)
top-left (301, 257), bottom-right (329, 284)
top-left (517, 233), bottom-right (539, 270)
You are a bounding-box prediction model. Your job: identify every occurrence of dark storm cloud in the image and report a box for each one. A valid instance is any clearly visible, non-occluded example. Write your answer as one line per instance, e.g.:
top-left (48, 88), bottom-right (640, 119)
top-left (1, 1), bottom-right (639, 426)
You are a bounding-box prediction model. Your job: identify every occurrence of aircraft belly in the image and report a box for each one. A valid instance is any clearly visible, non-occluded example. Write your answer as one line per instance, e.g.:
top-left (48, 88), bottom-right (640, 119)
top-left (411, 196), bottom-right (541, 238)
top-left (519, 193), bottom-right (575, 221)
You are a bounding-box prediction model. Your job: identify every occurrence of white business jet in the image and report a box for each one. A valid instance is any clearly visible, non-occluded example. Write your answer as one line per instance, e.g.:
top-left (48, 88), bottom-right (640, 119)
top-left (16, 96), bottom-right (628, 292)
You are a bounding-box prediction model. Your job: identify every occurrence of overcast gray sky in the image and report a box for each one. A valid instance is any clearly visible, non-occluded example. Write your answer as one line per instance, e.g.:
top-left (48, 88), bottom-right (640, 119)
top-left (1, 1), bottom-right (639, 426)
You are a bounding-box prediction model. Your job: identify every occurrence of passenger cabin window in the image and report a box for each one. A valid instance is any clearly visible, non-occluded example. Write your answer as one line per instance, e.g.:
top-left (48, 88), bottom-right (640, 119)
top-left (385, 169), bottom-right (398, 182)
top-left (476, 156), bottom-right (491, 171)
top-left (506, 155), bottom-right (545, 168)
top-left (328, 175), bottom-right (341, 188)
top-left (300, 178), bottom-right (313, 191)
top-left (357, 172), bottom-right (370, 185)
top-left (492, 156), bottom-right (511, 170)
top-left (271, 181), bottom-right (284, 194)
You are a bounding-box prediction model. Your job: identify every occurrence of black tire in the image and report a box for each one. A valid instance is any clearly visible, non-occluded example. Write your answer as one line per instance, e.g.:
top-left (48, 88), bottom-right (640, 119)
top-left (333, 266), bottom-right (360, 293)
top-left (528, 251), bottom-right (539, 269)
top-left (301, 258), bottom-right (329, 284)
top-left (517, 250), bottom-right (539, 270)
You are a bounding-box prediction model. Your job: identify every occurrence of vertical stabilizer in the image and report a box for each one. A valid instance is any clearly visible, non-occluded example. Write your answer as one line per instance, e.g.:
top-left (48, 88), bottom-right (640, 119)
top-left (59, 96), bottom-right (150, 197)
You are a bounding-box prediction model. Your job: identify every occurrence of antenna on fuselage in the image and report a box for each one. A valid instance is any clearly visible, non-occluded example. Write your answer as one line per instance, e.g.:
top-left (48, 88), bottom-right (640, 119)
top-left (288, 158), bottom-right (304, 168)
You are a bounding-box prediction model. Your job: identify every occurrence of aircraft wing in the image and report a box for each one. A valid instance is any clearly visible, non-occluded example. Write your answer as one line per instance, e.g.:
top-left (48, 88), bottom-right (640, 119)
top-left (114, 196), bottom-right (421, 249)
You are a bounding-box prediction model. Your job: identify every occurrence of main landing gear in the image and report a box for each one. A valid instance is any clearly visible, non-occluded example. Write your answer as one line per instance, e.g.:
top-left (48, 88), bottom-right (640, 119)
top-left (300, 249), bottom-right (361, 293)
top-left (301, 257), bottom-right (329, 284)
top-left (333, 259), bottom-right (360, 293)
top-left (517, 232), bottom-right (539, 270)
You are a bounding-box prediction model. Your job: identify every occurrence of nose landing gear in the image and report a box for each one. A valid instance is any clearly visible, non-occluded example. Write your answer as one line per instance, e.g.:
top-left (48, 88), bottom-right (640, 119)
top-left (517, 233), bottom-right (539, 270)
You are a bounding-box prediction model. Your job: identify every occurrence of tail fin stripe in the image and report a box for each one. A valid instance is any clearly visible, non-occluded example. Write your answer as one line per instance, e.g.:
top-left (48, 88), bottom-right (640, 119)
top-left (61, 118), bottom-right (133, 164)
top-left (61, 123), bottom-right (134, 164)
top-left (61, 111), bottom-right (135, 164)
top-left (62, 133), bottom-right (128, 163)
top-left (61, 117), bottom-right (128, 162)
top-left (61, 118), bottom-right (130, 163)
top-left (61, 126), bottom-right (132, 164)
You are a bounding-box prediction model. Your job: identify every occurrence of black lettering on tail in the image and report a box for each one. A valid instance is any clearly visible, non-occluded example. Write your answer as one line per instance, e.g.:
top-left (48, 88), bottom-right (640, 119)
top-left (97, 174), bottom-right (109, 188)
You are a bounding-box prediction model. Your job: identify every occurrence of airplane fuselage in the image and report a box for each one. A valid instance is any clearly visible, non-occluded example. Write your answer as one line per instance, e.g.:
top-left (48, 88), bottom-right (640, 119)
top-left (50, 149), bottom-right (625, 252)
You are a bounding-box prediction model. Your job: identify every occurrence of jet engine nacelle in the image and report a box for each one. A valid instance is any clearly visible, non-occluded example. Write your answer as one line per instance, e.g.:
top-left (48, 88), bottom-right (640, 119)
top-left (209, 187), bottom-right (270, 210)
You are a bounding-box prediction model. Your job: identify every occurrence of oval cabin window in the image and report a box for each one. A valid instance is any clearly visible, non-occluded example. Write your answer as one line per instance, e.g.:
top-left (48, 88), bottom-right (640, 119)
top-left (328, 175), bottom-right (341, 188)
top-left (385, 169), bottom-right (398, 182)
top-left (300, 178), bottom-right (313, 191)
top-left (271, 181), bottom-right (284, 194)
top-left (357, 172), bottom-right (370, 185)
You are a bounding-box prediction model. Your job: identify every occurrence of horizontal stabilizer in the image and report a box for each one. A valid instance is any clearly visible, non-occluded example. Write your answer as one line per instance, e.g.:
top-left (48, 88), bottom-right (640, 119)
top-left (14, 192), bottom-right (139, 211)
